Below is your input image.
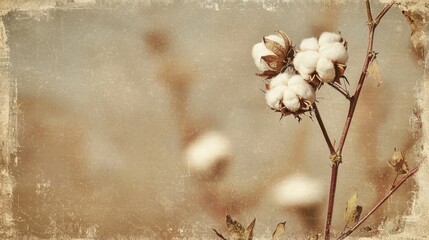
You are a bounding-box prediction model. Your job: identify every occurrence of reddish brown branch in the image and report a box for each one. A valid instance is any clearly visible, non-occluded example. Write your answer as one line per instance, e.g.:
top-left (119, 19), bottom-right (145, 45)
top-left (324, 1), bottom-right (395, 239)
top-left (337, 165), bottom-right (420, 240)
top-left (313, 103), bottom-right (336, 155)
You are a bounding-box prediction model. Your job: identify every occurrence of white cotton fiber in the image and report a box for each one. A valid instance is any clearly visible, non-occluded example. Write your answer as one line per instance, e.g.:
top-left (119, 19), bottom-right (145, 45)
top-left (288, 81), bottom-right (316, 103)
top-left (300, 51), bottom-right (319, 69)
top-left (316, 57), bottom-right (336, 83)
top-left (293, 51), bottom-right (304, 69)
top-left (252, 42), bottom-right (275, 71)
top-left (300, 37), bottom-right (319, 51)
top-left (319, 42), bottom-right (348, 64)
top-left (282, 87), bottom-right (301, 112)
top-left (266, 85), bottom-right (287, 110)
top-left (318, 32), bottom-right (342, 46)
top-left (269, 72), bottom-right (292, 89)
top-left (298, 65), bottom-right (315, 80)
top-left (287, 74), bottom-right (306, 87)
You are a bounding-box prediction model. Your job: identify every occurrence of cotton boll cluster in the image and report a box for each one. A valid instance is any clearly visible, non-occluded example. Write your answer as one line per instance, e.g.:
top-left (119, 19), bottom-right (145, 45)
top-left (252, 30), bottom-right (293, 76)
top-left (184, 131), bottom-right (231, 180)
top-left (265, 73), bottom-right (316, 114)
top-left (294, 32), bottom-right (348, 83)
top-left (252, 30), bottom-right (349, 119)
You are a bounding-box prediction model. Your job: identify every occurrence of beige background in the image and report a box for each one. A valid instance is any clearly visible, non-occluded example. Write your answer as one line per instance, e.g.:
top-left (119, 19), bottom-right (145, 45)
top-left (0, 1), bottom-right (427, 239)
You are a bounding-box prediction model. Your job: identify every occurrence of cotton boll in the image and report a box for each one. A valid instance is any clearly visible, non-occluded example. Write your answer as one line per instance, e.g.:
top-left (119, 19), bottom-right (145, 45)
top-left (185, 131), bottom-right (231, 174)
top-left (300, 51), bottom-right (319, 69)
top-left (316, 57), bottom-right (336, 83)
top-left (265, 34), bottom-right (286, 48)
top-left (319, 42), bottom-right (348, 64)
top-left (271, 174), bottom-right (325, 229)
top-left (272, 174), bottom-right (324, 207)
top-left (293, 51), bottom-right (305, 69)
top-left (266, 85), bottom-right (287, 110)
top-left (318, 42), bottom-right (332, 53)
top-left (288, 81), bottom-right (316, 103)
top-left (294, 51), bottom-right (318, 80)
top-left (282, 87), bottom-right (300, 112)
top-left (318, 32), bottom-right (342, 46)
top-left (252, 42), bottom-right (275, 71)
top-left (269, 72), bottom-right (292, 89)
top-left (287, 74), bottom-right (306, 86)
top-left (300, 37), bottom-right (319, 51)
top-left (298, 65), bottom-right (315, 80)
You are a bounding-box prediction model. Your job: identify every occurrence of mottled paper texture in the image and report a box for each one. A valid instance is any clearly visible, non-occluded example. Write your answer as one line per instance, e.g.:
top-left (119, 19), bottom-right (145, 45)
top-left (0, 1), bottom-right (428, 239)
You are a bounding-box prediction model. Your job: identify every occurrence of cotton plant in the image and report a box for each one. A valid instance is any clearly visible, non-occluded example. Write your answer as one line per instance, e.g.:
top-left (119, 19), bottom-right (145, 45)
top-left (252, 31), bottom-right (349, 119)
top-left (239, 1), bottom-right (422, 239)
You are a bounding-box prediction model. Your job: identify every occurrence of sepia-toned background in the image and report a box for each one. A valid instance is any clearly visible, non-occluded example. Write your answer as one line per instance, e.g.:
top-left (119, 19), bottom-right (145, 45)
top-left (0, 1), bottom-right (428, 239)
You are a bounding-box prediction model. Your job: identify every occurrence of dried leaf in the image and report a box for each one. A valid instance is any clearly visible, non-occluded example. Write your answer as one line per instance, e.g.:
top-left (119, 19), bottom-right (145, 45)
top-left (344, 192), bottom-right (363, 226)
top-left (275, 30), bottom-right (292, 53)
top-left (388, 148), bottom-right (409, 175)
top-left (335, 64), bottom-right (347, 77)
top-left (261, 55), bottom-right (284, 71)
top-left (255, 70), bottom-right (279, 80)
top-left (263, 37), bottom-right (286, 59)
top-left (368, 59), bottom-right (382, 87)
top-left (272, 221), bottom-right (286, 240)
top-left (226, 215), bottom-right (245, 239)
top-left (244, 218), bottom-right (256, 240)
top-left (213, 229), bottom-right (228, 240)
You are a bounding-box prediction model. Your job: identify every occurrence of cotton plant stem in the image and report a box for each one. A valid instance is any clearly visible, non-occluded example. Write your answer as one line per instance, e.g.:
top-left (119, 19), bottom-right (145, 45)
top-left (324, 1), bottom-right (395, 239)
top-left (313, 103), bottom-right (336, 155)
top-left (337, 165), bottom-right (420, 240)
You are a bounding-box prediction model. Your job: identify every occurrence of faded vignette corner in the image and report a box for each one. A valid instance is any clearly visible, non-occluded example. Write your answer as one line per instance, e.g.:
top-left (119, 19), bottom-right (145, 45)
top-left (0, 0), bottom-right (428, 239)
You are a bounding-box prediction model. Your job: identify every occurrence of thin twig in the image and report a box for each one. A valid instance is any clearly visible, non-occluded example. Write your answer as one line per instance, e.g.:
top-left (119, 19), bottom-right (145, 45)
top-left (313, 103), bottom-right (336, 155)
top-left (324, 2), bottom-right (395, 239)
top-left (337, 165), bottom-right (420, 240)
top-left (328, 82), bottom-right (351, 100)
top-left (374, 2), bottom-right (395, 26)
top-left (390, 173), bottom-right (399, 190)
top-left (366, 0), bottom-right (373, 25)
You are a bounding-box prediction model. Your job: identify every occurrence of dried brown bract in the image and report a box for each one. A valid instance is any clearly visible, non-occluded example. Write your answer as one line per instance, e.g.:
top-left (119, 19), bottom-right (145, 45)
top-left (388, 148), bottom-right (409, 175)
top-left (344, 191), bottom-right (363, 228)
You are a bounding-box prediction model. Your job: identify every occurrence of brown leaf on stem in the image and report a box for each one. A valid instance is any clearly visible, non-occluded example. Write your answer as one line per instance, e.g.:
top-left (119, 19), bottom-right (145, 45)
top-left (344, 192), bottom-right (363, 226)
top-left (226, 214), bottom-right (245, 239)
top-left (368, 59), bottom-right (382, 87)
top-left (388, 148), bottom-right (409, 175)
top-left (255, 70), bottom-right (279, 80)
top-left (272, 221), bottom-right (286, 240)
top-left (244, 218), bottom-right (256, 240)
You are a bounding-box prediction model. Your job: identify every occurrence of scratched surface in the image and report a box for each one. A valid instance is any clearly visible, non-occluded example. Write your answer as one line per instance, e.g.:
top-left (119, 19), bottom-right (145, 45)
top-left (2, 2), bottom-right (424, 238)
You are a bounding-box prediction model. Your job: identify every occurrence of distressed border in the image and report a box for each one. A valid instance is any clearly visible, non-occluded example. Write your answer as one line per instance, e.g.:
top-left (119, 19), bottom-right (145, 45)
top-left (0, 0), bottom-right (427, 239)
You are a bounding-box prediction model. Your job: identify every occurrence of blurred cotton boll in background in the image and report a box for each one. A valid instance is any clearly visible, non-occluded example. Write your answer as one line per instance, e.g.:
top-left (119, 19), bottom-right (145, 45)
top-left (184, 131), bottom-right (232, 181)
top-left (271, 174), bottom-right (325, 231)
